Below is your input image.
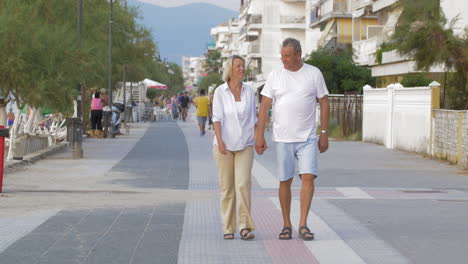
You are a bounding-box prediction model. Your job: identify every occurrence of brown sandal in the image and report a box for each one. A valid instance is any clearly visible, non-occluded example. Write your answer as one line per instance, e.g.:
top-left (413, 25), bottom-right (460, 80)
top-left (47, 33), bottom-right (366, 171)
top-left (224, 233), bottom-right (234, 240)
top-left (298, 226), bottom-right (314, 241)
top-left (279, 226), bottom-right (292, 240)
top-left (240, 228), bottom-right (255, 240)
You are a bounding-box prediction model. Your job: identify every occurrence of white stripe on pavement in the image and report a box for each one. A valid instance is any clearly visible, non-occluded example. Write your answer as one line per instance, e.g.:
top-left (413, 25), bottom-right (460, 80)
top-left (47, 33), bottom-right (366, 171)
top-left (336, 187), bottom-right (374, 199)
top-left (271, 198), bottom-right (367, 264)
top-left (252, 159), bottom-right (278, 189)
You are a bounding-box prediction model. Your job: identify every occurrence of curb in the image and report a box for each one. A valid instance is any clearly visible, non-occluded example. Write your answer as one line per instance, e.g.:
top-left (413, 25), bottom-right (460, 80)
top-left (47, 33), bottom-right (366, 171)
top-left (4, 142), bottom-right (69, 169)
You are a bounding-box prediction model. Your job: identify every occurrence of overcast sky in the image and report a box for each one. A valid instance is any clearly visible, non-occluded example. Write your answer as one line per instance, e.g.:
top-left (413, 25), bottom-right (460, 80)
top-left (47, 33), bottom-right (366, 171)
top-left (136, 0), bottom-right (240, 11)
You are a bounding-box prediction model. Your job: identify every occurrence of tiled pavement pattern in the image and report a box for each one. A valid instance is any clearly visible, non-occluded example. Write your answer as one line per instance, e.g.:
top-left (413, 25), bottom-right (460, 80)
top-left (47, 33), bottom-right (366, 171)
top-left (109, 123), bottom-right (190, 189)
top-left (0, 209), bottom-right (59, 254)
top-left (0, 111), bottom-right (467, 263)
top-left (177, 117), bottom-right (411, 264)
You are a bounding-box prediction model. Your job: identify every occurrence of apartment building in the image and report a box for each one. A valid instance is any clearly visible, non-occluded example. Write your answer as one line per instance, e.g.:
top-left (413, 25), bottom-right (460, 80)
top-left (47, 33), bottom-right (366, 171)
top-left (211, 19), bottom-right (241, 58)
top-left (211, 0), bottom-right (321, 82)
top-left (182, 56), bottom-right (206, 91)
top-left (352, 0), bottom-right (467, 87)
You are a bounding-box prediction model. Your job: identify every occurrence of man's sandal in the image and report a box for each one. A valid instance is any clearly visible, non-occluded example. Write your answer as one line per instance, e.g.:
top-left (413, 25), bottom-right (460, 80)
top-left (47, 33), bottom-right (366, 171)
top-left (224, 233), bottom-right (234, 240)
top-left (279, 226), bottom-right (292, 240)
top-left (240, 228), bottom-right (255, 240)
top-left (298, 226), bottom-right (314, 241)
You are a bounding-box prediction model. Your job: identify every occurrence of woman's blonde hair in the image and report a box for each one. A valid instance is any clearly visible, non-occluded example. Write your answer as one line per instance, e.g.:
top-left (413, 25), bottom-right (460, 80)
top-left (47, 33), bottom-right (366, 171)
top-left (222, 55), bottom-right (245, 83)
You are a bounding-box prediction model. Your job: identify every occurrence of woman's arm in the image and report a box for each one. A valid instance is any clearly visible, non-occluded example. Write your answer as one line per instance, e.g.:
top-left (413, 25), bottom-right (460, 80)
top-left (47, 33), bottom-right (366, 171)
top-left (213, 121), bottom-right (226, 154)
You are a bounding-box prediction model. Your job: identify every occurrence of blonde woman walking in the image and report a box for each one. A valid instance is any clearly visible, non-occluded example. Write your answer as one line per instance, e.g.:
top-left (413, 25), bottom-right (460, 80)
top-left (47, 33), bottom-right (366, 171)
top-left (212, 55), bottom-right (257, 240)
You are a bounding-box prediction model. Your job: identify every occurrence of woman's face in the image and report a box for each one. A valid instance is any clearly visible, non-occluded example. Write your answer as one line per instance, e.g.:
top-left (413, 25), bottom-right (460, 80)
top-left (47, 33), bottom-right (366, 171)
top-left (231, 58), bottom-right (245, 80)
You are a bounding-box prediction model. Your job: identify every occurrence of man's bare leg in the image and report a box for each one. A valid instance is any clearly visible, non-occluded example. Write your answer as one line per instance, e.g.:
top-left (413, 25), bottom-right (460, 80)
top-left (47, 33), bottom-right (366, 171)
top-left (279, 178), bottom-right (293, 239)
top-left (299, 174), bottom-right (315, 240)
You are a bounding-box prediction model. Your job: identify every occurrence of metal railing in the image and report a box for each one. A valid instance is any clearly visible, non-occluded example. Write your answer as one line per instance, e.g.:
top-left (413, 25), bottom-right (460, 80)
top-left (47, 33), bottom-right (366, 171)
top-left (248, 43), bottom-right (260, 53)
top-left (333, 0), bottom-right (348, 12)
top-left (247, 14), bottom-right (262, 24)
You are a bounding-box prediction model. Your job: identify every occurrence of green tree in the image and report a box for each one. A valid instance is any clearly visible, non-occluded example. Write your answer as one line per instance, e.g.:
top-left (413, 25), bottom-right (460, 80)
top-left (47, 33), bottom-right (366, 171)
top-left (146, 88), bottom-right (158, 102)
top-left (199, 72), bottom-right (223, 92)
top-left (400, 73), bottom-right (432, 87)
top-left (391, 0), bottom-right (468, 109)
top-left (204, 50), bottom-right (222, 73)
top-left (305, 48), bottom-right (375, 94)
top-left (0, 0), bottom-right (182, 117)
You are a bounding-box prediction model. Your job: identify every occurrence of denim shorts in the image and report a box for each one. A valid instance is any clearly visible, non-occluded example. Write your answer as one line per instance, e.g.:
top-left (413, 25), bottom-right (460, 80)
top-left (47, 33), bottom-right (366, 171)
top-left (197, 116), bottom-right (207, 125)
top-left (275, 137), bottom-right (318, 181)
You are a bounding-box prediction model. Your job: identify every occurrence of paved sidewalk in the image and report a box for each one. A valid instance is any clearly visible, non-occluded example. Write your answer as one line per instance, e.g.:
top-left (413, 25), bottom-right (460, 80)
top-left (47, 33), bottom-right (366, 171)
top-left (0, 110), bottom-right (467, 264)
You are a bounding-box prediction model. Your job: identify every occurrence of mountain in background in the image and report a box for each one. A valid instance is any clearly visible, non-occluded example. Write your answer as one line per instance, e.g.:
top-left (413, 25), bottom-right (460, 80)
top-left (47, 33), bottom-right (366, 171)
top-left (127, 0), bottom-right (238, 64)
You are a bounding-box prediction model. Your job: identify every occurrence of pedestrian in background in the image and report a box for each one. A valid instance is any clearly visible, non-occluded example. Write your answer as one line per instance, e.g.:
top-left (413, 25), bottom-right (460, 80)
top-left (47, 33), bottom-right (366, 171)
top-left (212, 55), bottom-right (257, 240)
top-left (7, 108), bottom-right (15, 127)
top-left (180, 91), bottom-right (190, 121)
top-left (194, 89), bottom-right (210, 136)
top-left (255, 38), bottom-right (329, 241)
top-left (90, 91), bottom-right (103, 138)
top-left (171, 94), bottom-right (179, 120)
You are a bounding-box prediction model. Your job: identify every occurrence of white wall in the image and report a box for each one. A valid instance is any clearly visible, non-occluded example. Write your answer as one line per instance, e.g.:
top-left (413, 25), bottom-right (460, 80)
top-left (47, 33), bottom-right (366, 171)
top-left (392, 87), bottom-right (432, 153)
top-left (363, 87), bottom-right (388, 145)
top-left (363, 84), bottom-right (435, 154)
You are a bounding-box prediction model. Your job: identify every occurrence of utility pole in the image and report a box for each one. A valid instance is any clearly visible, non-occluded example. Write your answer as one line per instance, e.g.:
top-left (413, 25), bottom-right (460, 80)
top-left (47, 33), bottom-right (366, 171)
top-left (109, 0), bottom-right (114, 138)
top-left (69, 0), bottom-right (84, 159)
top-left (123, 64), bottom-right (126, 130)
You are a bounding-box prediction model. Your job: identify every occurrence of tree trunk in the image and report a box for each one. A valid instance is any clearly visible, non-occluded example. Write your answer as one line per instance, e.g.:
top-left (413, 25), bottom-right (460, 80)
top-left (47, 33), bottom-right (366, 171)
top-left (24, 108), bottom-right (39, 134)
top-left (7, 108), bottom-right (24, 160)
top-left (0, 105), bottom-right (7, 127)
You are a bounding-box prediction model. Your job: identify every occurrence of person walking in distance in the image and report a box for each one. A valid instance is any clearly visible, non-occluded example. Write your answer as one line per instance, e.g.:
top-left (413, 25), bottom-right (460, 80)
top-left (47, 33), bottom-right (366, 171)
top-left (255, 38), bottom-right (330, 241)
top-left (90, 91), bottom-right (103, 138)
top-left (194, 89), bottom-right (210, 136)
top-left (212, 55), bottom-right (257, 240)
top-left (180, 91), bottom-right (190, 121)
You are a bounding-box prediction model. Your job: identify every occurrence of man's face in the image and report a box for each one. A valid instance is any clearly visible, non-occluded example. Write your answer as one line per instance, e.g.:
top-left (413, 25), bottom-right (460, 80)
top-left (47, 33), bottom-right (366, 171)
top-left (281, 45), bottom-right (301, 71)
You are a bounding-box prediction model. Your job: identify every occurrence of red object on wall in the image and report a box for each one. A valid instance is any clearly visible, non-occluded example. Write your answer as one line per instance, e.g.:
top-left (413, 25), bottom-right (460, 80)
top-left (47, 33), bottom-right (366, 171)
top-left (0, 126), bottom-right (5, 193)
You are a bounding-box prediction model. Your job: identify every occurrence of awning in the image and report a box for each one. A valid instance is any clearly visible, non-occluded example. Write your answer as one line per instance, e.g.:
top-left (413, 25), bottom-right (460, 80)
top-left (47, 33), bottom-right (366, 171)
top-left (142, 78), bottom-right (167, 90)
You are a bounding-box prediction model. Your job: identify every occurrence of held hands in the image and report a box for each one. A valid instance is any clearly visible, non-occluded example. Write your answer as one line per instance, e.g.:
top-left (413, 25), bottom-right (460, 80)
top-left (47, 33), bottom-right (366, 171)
top-left (318, 133), bottom-right (329, 153)
top-left (255, 135), bottom-right (268, 155)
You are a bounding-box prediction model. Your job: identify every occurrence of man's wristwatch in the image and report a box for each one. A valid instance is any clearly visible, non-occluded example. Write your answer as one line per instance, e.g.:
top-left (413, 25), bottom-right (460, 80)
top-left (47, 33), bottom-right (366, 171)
top-left (320, 130), bottom-right (328, 134)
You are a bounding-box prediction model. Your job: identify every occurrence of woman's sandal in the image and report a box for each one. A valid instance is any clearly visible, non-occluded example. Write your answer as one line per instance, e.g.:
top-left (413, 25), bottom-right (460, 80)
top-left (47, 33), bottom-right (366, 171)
top-left (224, 233), bottom-right (234, 240)
top-left (279, 226), bottom-right (292, 240)
top-left (298, 226), bottom-right (314, 241)
top-left (240, 228), bottom-right (255, 240)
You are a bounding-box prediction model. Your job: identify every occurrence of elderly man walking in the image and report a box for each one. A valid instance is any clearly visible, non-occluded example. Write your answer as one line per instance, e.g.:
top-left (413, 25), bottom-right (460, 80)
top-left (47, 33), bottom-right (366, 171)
top-left (255, 38), bottom-right (329, 241)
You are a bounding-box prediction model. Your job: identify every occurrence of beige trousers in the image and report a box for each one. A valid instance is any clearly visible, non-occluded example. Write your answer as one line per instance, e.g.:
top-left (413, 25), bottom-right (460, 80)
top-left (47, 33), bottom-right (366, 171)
top-left (213, 145), bottom-right (255, 234)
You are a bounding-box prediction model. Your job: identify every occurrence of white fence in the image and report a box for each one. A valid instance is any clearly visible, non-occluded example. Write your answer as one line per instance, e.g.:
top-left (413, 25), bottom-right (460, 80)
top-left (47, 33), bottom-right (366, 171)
top-left (363, 82), bottom-right (440, 154)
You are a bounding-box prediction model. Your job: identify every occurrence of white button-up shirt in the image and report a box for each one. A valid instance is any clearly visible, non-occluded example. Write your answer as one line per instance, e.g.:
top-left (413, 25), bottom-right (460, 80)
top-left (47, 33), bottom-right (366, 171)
top-left (212, 82), bottom-right (257, 151)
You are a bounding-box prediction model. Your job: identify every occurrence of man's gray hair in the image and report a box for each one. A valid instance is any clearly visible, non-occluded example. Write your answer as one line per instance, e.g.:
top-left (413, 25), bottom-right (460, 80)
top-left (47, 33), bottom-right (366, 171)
top-left (282, 38), bottom-right (302, 54)
top-left (222, 55), bottom-right (245, 83)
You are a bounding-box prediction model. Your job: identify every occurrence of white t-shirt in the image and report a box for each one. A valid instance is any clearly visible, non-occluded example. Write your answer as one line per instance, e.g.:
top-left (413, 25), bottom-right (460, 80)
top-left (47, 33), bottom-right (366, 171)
top-left (261, 63), bottom-right (329, 143)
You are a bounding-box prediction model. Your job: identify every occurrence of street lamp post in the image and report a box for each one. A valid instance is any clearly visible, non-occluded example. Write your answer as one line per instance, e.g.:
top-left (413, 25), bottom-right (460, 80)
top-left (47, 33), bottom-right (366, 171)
top-left (122, 64), bottom-right (126, 130)
top-left (69, 0), bottom-right (84, 159)
top-left (108, 0), bottom-right (114, 138)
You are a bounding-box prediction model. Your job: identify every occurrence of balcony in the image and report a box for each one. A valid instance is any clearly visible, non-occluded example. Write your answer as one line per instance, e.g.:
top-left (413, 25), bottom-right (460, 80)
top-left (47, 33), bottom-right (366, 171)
top-left (333, 0), bottom-right (349, 13)
top-left (247, 14), bottom-right (262, 24)
top-left (353, 0), bottom-right (373, 9)
top-left (248, 42), bottom-right (260, 54)
top-left (310, 0), bottom-right (351, 27)
top-left (240, 26), bottom-right (259, 41)
top-left (372, 0), bottom-right (399, 12)
top-left (353, 37), bottom-right (379, 66)
top-left (280, 15), bottom-right (306, 24)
